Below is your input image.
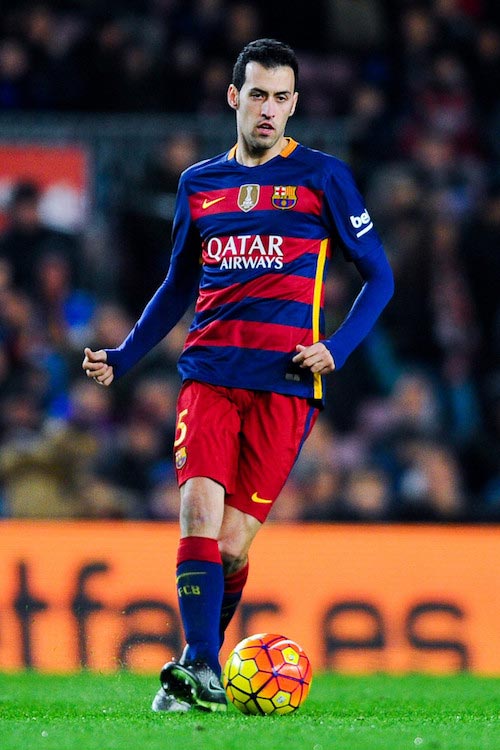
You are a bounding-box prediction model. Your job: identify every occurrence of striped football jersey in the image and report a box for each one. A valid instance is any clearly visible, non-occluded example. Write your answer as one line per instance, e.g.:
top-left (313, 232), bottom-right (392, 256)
top-left (173, 138), bottom-right (383, 402)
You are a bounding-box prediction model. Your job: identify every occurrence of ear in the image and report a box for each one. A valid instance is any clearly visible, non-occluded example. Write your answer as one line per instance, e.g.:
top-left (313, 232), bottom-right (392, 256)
top-left (289, 91), bottom-right (299, 117)
top-left (227, 83), bottom-right (239, 110)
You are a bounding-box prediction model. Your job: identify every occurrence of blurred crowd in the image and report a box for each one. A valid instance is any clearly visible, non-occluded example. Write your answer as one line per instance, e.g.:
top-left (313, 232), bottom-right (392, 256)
top-left (0, 0), bottom-right (499, 523)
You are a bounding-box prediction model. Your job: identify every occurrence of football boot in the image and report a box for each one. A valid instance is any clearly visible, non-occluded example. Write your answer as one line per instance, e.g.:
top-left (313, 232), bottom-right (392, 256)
top-left (160, 659), bottom-right (227, 713)
top-left (151, 687), bottom-right (191, 713)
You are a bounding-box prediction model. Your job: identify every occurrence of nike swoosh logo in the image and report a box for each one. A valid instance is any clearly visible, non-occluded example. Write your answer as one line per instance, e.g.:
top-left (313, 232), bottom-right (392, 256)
top-left (209, 677), bottom-right (225, 691)
top-left (202, 196), bottom-right (226, 209)
top-left (251, 492), bottom-right (272, 504)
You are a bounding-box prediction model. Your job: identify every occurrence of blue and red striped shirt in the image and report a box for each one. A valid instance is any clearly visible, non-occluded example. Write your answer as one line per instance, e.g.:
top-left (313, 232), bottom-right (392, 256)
top-left (106, 138), bottom-right (393, 402)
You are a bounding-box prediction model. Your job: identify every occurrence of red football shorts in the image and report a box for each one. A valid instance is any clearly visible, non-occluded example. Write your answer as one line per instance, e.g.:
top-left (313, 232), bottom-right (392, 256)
top-left (173, 380), bottom-right (319, 522)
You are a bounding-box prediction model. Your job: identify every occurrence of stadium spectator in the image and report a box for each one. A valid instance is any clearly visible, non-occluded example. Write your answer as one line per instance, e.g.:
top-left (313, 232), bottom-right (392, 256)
top-left (461, 185), bottom-right (500, 376)
top-left (0, 181), bottom-right (82, 295)
top-left (297, 466), bottom-right (345, 522)
top-left (92, 416), bottom-right (169, 518)
top-left (33, 251), bottom-right (96, 350)
top-left (0, 38), bottom-right (31, 109)
top-left (338, 466), bottom-right (394, 522)
top-left (148, 476), bottom-right (182, 521)
top-left (0, 378), bottom-right (112, 518)
top-left (395, 439), bottom-right (469, 522)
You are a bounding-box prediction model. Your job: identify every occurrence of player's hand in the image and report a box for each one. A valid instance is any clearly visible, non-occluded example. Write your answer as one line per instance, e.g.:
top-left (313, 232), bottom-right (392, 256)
top-left (82, 347), bottom-right (114, 387)
top-left (292, 343), bottom-right (335, 375)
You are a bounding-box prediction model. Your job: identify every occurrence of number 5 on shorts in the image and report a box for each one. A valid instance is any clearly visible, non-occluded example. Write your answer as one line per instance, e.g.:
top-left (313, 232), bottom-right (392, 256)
top-left (174, 408), bottom-right (188, 447)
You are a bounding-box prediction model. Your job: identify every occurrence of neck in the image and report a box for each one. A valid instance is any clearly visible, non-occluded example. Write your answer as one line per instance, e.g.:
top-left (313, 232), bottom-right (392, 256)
top-left (235, 136), bottom-right (288, 167)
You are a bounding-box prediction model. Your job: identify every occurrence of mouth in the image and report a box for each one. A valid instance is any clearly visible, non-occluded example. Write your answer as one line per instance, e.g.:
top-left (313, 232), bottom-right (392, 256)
top-left (256, 122), bottom-right (275, 136)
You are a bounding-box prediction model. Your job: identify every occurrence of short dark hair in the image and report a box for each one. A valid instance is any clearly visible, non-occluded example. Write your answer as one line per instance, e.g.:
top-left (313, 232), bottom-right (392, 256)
top-left (232, 38), bottom-right (299, 91)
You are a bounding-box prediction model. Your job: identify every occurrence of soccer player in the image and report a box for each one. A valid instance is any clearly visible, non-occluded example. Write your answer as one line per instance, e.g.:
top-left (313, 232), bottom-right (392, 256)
top-left (82, 38), bottom-right (394, 712)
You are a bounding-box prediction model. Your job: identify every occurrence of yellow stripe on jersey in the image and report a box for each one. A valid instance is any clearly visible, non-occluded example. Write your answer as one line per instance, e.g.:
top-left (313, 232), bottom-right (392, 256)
top-left (312, 238), bottom-right (329, 401)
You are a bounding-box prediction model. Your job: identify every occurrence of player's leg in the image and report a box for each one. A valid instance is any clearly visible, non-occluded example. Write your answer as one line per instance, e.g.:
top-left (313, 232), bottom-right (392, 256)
top-left (176, 476), bottom-right (225, 674)
top-left (153, 502), bottom-right (262, 712)
top-left (225, 391), bottom-right (319, 527)
top-left (218, 391), bottom-right (319, 642)
top-left (154, 476), bottom-right (227, 712)
top-left (218, 504), bottom-right (261, 645)
top-left (172, 381), bottom-right (241, 668)
top-left (158, 382), bottom-right (242, 712)
top-left (161, 476), bottom-right (229, 711)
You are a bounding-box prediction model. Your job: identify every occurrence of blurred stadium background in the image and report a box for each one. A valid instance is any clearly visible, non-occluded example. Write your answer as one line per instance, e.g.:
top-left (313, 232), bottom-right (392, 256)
top-left (0, 0), bottom-right (499, 676)
top-left (0, 0), bottom-right (499, 523)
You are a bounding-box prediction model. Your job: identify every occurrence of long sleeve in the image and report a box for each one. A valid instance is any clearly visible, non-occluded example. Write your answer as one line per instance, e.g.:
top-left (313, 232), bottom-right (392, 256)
top-left (324, 243), bottom-right (394, 369)
top-left (318, 158), bottom-right (394, 369)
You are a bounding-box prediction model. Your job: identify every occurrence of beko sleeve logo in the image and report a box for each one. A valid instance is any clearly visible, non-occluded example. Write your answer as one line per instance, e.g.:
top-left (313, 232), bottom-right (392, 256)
top-left (349, 209), bottom-right (373, 238)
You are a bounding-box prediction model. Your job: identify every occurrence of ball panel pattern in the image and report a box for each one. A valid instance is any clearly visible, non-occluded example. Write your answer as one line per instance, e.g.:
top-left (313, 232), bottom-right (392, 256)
top-left (222, 633), bottom-right (312, 715)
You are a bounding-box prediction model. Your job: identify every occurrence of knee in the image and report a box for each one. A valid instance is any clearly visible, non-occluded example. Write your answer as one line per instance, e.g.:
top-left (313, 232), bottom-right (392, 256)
top-left (179, 480), bottom-right (224, 537)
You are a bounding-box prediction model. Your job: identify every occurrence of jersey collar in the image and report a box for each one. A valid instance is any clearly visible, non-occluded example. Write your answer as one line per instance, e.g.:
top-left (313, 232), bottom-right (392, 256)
top-left (227, 137), bottom-right (299, 162)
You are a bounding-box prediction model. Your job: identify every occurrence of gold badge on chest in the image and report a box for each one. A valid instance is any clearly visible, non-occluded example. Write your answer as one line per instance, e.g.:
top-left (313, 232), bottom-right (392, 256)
top-left (237, 184), bottom-right (260, 212)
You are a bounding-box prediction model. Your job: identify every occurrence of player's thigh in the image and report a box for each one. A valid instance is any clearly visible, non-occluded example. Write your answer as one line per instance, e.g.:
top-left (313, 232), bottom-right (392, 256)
top-left (226, 393), bottom-right (319, 523)
top-left (173, 380), bottom-right (241, 494)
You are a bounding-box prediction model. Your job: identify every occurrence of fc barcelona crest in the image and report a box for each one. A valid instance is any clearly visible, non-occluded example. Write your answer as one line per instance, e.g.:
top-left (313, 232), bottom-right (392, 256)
top-left (237, 184), bottom-right (260, 212)
top-left (175, 446), bottom-right (187, 470)
top-left (272, 185), bottom-right (297, 210)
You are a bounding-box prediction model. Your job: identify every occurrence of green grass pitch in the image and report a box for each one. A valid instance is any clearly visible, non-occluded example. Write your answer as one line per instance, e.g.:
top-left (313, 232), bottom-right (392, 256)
top-left (1, 671), bottom-right (499, 750)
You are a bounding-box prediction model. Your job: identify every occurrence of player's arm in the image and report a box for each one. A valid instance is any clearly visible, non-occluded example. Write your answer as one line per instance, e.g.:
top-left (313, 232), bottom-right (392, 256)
top-left (294, 160), bottom-right (394, 374)
top-left (292, 244), bottom-right (393, 373)
top-left (83, 175), bottom-right (200, 383)
top-left (322, 243), bottom-right (393, 368)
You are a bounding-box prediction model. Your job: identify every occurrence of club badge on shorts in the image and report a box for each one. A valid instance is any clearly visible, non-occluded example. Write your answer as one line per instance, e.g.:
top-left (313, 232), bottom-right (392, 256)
top-left (175, 446), bottom-right (187, 470)
top-left (272, 185), bottom-right (297, 210)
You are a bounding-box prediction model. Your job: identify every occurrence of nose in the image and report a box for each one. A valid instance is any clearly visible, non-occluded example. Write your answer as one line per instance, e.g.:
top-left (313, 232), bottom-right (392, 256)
top-left (260, 99), bottom-right (276, 118)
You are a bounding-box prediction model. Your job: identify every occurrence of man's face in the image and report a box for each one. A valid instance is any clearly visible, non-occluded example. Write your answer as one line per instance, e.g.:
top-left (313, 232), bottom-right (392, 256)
top-left (228, 62), bottom-right (298, 159)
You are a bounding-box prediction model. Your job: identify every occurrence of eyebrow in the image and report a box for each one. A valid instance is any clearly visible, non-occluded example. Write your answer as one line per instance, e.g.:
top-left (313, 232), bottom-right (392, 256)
top-left (249, 87), bottom-right (292, 96)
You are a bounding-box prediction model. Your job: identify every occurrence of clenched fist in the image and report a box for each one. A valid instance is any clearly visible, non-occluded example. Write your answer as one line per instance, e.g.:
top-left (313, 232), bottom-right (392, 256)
top-left (82, 347), bottom-right (114, 386)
